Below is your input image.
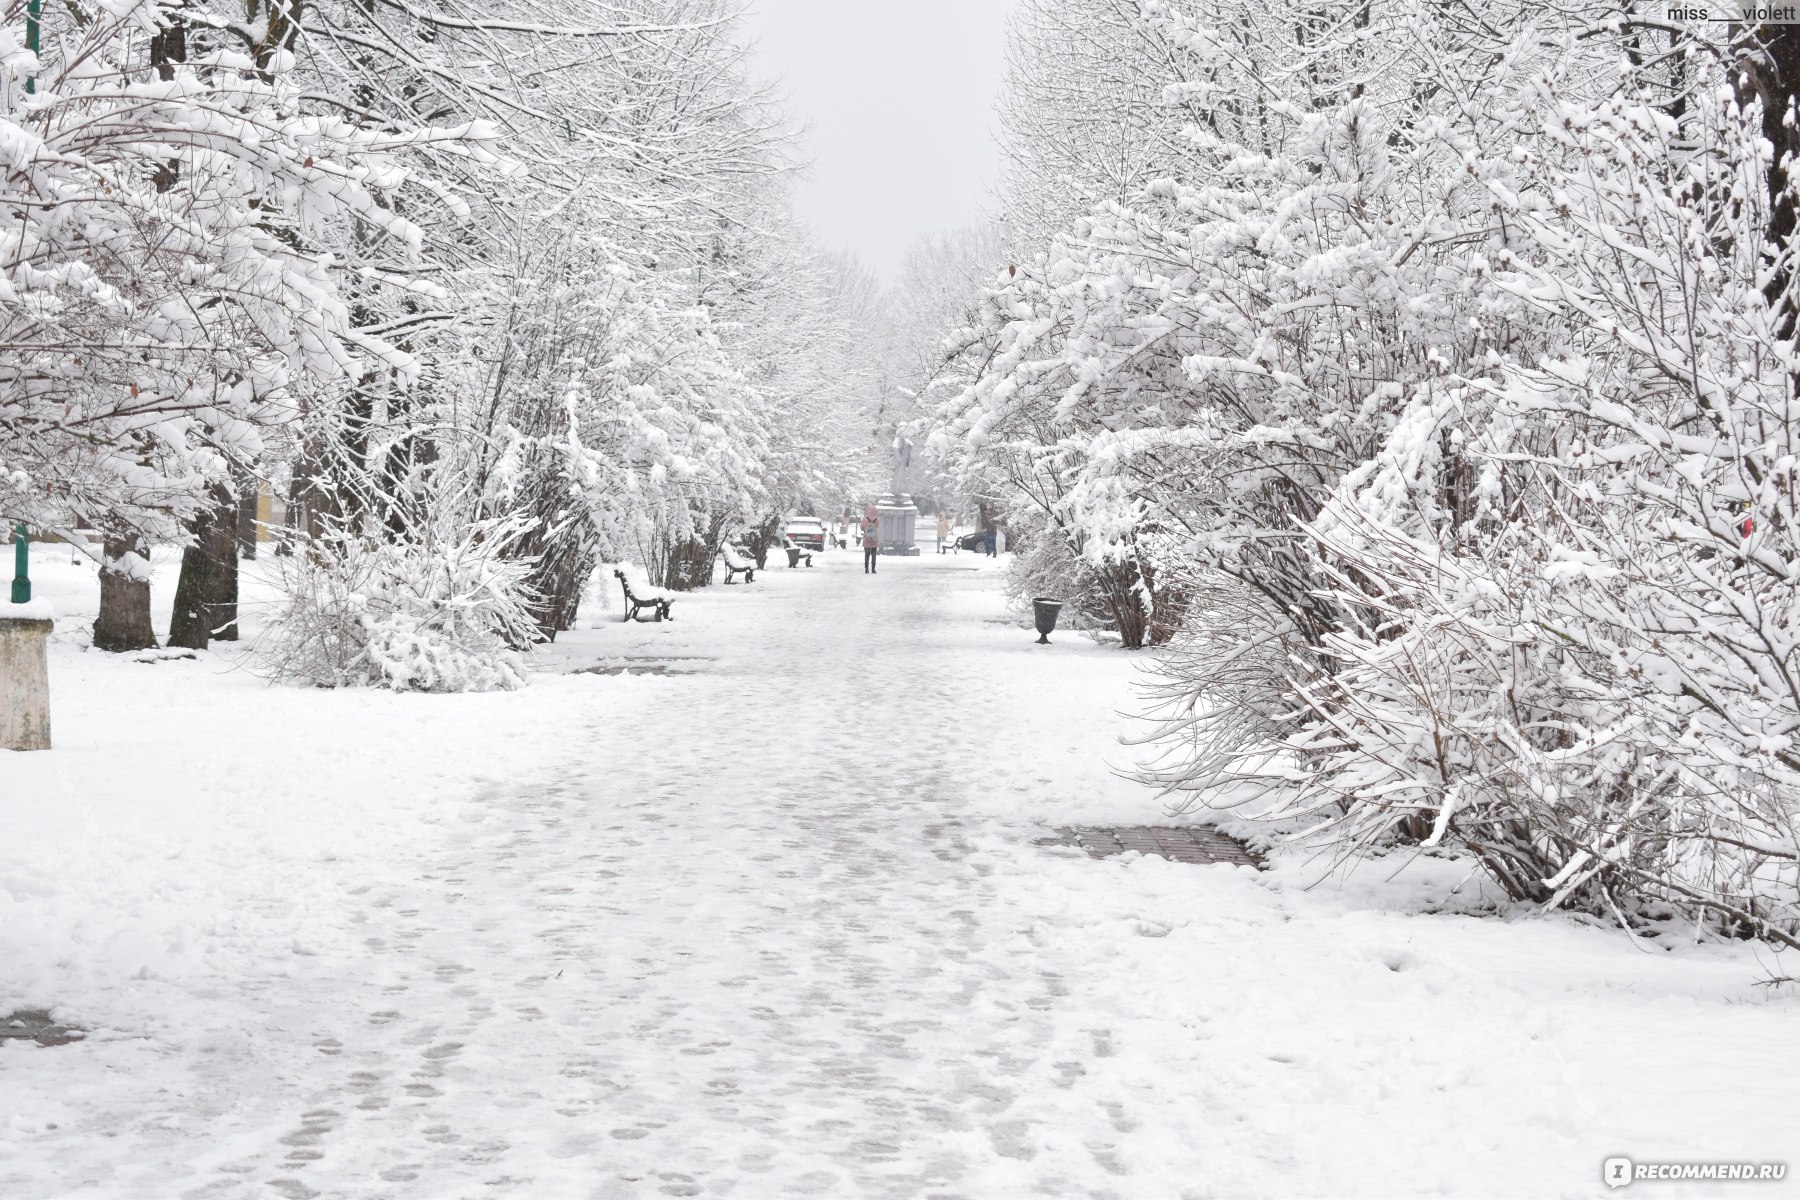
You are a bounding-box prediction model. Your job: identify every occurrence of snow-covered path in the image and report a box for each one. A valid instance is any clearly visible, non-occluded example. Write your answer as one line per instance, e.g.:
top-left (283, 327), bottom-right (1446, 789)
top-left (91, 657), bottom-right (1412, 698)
top-left (5, 551), bottom-right (1798, 1199)
top-left (233, 556), bottom-right (1141, 1198)
top-left (6, 552), bottom-right (1190, 1199)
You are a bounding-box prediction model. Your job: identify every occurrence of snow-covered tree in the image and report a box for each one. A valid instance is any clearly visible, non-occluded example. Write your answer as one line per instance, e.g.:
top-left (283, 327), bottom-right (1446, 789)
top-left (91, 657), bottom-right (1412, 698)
top-left (946, 0), bottom-right (1437, 646)
top-left (1254, 46), bottom-right (1800, 944)
top-left (936, 0), bottom-right (1800, 944)
top-left (0, 0), bottom-right (495, 649)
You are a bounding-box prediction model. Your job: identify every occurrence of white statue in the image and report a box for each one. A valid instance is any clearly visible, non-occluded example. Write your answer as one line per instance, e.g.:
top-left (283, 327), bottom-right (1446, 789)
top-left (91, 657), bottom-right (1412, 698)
top-left (892, 436), bottom-right (913, 498)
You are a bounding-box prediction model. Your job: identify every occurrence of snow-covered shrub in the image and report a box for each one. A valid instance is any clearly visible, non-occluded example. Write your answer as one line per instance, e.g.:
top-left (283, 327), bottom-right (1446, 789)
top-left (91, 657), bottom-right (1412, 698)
top-left (1002, 511), bottom-right (1111, 630)
top-left (260, 516), bottom-right (541, 693)
top-left (1166, 58), bottom-right (1800, 948)
top-left (1133, 567), bottom-right (1313, 803)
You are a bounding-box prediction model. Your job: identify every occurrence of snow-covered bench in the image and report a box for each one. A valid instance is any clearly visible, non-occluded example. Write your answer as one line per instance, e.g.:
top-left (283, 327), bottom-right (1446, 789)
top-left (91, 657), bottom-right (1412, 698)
top-left (781, 539), bottom-right (814, 568)
top-left (614, 569), bottom-right (675, 622)
top-left (720, 544), bottom-right (757, 585)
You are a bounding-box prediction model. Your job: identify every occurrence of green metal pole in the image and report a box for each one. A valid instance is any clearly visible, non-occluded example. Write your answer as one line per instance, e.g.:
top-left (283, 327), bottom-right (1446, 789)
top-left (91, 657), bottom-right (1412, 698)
top-left (24, 0), bottom-right (39, 95)
top-left (10, 524), bottom-right (28, 604)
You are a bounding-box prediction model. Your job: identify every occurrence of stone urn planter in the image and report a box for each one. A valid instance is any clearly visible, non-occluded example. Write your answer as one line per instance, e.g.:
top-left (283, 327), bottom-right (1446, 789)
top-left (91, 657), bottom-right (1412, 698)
top-left (1032, 597), bottom-right (1063, 645)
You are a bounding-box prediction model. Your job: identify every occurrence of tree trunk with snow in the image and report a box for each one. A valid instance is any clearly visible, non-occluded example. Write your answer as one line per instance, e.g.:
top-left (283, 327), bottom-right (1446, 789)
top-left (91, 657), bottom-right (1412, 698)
top-left (169, 483), bottom-right (239, 649)
top-left (93, 532), bottom-right (157, 652)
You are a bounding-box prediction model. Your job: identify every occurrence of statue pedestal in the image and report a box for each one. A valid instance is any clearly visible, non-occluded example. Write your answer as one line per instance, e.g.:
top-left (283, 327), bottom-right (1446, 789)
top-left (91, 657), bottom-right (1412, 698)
top-left (876, 495), bottom-right (919, 556)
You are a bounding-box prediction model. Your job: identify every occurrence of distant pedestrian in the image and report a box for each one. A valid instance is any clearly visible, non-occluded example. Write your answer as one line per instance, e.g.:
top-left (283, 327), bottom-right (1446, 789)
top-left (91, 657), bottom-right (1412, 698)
top-left (984, 526), bottom-right (997, 557)
top-left (936, 511), bottom-right (951, 554)
top-left (862, 519), bottom-right (880, 574)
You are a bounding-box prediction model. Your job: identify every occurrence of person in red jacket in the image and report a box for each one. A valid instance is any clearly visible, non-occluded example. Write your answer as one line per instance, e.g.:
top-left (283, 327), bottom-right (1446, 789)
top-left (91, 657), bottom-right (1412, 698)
top-left (862, 518), bottom-right (880, 574)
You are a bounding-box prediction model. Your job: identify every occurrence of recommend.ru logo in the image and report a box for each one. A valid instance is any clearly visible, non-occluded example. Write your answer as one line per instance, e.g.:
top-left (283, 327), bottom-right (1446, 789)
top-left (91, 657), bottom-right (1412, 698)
top-left (1605, 1157), bottom-right (1788, 1188)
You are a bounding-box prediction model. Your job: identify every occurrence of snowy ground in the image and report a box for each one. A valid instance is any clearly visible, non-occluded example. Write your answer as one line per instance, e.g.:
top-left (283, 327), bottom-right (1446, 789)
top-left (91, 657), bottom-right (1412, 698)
top-left (2, 545), bottom-right (1797, 1199)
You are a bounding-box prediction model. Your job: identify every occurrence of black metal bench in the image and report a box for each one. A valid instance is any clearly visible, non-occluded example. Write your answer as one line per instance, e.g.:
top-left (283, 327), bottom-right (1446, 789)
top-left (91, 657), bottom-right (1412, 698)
top-left (614, 569), bottom-right (674, 622)
top-left (782, 541), bottom-right (814, 568)
top-left (720, 544), bottom-right (757, 584)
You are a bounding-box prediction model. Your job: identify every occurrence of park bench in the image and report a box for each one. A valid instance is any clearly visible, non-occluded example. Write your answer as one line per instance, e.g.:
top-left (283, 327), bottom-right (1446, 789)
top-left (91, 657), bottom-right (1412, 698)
top-left (720, 543), bottom-right (757, 584)
top-left (614, 569), bottom-right (675, 622)
top-left (782, 540), bottom-right (814, 568)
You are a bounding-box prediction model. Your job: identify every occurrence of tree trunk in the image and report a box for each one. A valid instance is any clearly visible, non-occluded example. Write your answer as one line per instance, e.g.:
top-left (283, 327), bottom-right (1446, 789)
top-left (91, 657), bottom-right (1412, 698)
top-left (277, 469), bottom-right (303, 555)
top-left (522, 537), bottom-right (595, 642)
top-left (1094, 558), bottom-right (1150, 650)
top-left (1142, 559), bottom-right (1185, 647)
top-left (236, 467), bottom-right (259, 561)
top-left (657, 512), bottom-right (730, 591)
top-left (744, 513), bottom-right (781, 569)
top-left (250, 0), bottom-right (303, 80)
top-left (150, 4), bottom-right (187, 192)
top-left (93, 531), bottom-right (157, 652)
top-left (1743, 25), bottom-right (1800, 336)
top-left (96, 0), bottom-right (180, 657)
top-left (168, 484), bottom-right (239, 649)
top-left (151, 0), bottom-right (235, 652)
top-left (290, 436), bottom-right (341, 543)
top-left (212, 479), bottom-right (241, 640)
top-left (662, 537), bottom-right (715, 591)
top-left (210, 529), bottom-right (241, 641)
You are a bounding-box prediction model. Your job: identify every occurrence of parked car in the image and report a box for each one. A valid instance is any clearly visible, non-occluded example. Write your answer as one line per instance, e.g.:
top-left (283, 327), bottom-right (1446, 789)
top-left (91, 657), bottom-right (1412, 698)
top-left (783, 515), bottom-right (827, 552)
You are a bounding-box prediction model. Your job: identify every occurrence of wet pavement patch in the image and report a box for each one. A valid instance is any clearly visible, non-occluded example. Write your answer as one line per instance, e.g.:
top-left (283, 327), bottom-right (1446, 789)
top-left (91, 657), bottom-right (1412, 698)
top-left (580, 664), bottom-right (688, 676)
top-left (1, 1010), bottom-right (85, 1046)
top-left (576, 655), bottom-right (714, 677)
top-left (1038, 826), bottom-right (1262, 868)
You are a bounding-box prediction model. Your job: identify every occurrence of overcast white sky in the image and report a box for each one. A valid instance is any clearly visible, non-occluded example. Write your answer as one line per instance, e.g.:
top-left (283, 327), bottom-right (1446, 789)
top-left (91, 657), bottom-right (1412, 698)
top-left (739, 0), bottom-right (1017, 283)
